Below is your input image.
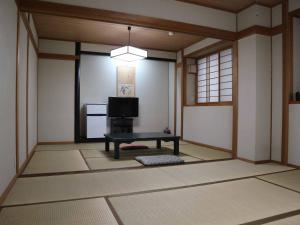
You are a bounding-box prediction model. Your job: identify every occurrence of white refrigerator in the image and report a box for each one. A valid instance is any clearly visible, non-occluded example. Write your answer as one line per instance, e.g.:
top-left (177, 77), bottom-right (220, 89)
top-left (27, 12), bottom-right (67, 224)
top-left (85, 104), bottom-right (107, 139)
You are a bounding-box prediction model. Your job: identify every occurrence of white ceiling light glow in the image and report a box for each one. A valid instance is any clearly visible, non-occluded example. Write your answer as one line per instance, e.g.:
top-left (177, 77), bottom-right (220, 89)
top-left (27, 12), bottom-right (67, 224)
top-left (111, 26), bottom-right (147, 62)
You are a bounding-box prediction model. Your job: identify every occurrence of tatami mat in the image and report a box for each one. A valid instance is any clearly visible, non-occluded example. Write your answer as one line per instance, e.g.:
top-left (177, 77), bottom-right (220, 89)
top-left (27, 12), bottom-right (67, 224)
top-left (0, 198), bottom-right (118, 225)
top-left (86, 157), bottom-right (142, 170)
top-left (264, 215), bottom-right (300, 224)
top-left (179, 144), bottom-right (232, 160)
top-left (35, 144), bottom-right (78, 151)
top-left (80, 149), bottom-right (109, 158)
top-left (3, 168), bottom-right (184, 206)
top-left (79, 143), bottom-right (105, 150)
top-left (80, 148), bottom-right (173, 159)
top-left (258, 170), bottom-right (300, 192)
top-left (37, 142), bottom-right (231, 162)
top-left (23, 150), bottom-right (89, 174)
top-left (85, 154), bottom-right (200, 170)
top-left (3, 160), bottom-right (291, 206)
top-left (159, 160), bottom-right (292, 185)
top-left (109, 178), bottom-right (300, 225)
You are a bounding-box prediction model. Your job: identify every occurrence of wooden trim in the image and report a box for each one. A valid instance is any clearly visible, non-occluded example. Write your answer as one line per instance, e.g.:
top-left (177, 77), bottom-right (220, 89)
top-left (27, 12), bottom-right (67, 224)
top-left (185, 40), bottom-right (233, 59)
top-left (238, 25), bottom-right (272, 39)
top-left (290, 101), bottom-right (300, 104)
top-left (184, 102), bottom-right (233, 107)
top-left (0, 144), bottom-right (36, 205)
top-left (289, 8), bottom-right (300, 17)
top-left (176, 0), bottom-right (237, 13)
top-left (15, 10), bottom-right (20, 174)
top-left (237, 157), bottom-right (272, 164)
top-left (74, 42), bottom-right (81, 143)
top-left (38, 52), bottom-right (79, 61)
top-left (272, 25), bottom-right (283, 36)
top-left (174, 63), bottom-right (177, 135)
top-left (177, 1), bottom-right (280, 13)
top-left (237, 25), bottom-right (283, 40)
top-left (182, 139), bottom-right (232, 154)
top-left (282, 0), bottom-right (292, 165)
top-left (232, 41), bottom-right (238, 159)
top-left (176, 63), bottom-right (183, 68)
top-left (181, 52), bottom-right (185, 138)
top-left (270, 17), bottom-right (273, 160)
top-left (195, 62), bottom-right (199, 103)
top-left (20, 12), bottom-right (38, 54)
top-left (26, 14), bottom-right (30, 159)
top-left (19, 0), bottom-right (236, 41)
top-left (18, 145), bottom-right (36, 176)
top-left (287, 163), bottom-right (300, 169)
top-left (37, 141), bottom-right (74, 145)
top-left (237, 2), bottom-right (282, 13)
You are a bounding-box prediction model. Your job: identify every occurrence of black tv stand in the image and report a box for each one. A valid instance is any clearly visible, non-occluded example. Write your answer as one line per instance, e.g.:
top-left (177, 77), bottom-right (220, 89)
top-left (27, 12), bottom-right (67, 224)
top-left (110, 118), bottom-right (133, 134)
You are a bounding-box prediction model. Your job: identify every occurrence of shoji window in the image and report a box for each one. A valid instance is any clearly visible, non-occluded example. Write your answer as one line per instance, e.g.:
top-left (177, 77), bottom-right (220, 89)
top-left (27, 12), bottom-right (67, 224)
top-left (197, 48), bottom-right (233, 103)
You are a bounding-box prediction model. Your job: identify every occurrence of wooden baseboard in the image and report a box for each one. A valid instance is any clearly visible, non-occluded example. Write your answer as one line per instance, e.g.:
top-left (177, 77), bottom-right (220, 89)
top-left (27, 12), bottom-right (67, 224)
top-left (237, 157), bottom-right (272, 164)
top-left (182, 139), bottom-right (232, 153)
top-left (38, 141), bottom-right (74, 145)
top-left (287, 163), bottom-right (300, 169)
top-left (0, 144), bottom-right (37, 205)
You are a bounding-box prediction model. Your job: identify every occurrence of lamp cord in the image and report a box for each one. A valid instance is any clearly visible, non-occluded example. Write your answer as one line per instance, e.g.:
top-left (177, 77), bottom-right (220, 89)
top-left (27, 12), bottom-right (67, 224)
top-left (128, 26), bottom-right (131, 46)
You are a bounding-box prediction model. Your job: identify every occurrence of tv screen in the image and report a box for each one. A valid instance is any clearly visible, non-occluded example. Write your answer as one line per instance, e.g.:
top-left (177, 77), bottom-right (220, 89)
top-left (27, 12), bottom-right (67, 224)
top-left (108, 97), bottom-right (139, 118)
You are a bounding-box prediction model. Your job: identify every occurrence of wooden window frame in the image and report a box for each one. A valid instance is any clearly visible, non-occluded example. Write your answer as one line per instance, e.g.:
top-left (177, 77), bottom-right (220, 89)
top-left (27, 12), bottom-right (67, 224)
top-left (195, 47), bottom-right (233, 106)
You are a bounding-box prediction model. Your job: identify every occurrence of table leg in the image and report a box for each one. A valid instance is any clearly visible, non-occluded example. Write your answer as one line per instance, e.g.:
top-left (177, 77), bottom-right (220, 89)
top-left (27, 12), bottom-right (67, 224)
top-left (114, 142), bottom-right (120, 159)
top-left (156, 139), bottom-right (161, 149)
top-left (174, 138), bottom-right (179, 155)
top-left (105, 139), bottom-right (110, 152)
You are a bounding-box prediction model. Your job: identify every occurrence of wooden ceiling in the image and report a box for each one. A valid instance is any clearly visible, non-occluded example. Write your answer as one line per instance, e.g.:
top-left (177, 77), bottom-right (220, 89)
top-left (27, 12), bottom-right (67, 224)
top-left (177, 0), bottom-right (282, 13)
top-left (33, 14), bottom-right (205, 52)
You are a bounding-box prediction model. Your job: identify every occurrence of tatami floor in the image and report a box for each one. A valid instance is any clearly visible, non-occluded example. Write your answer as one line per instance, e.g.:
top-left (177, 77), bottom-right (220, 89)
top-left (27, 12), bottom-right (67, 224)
top-left (0, 142), bottom-right (300, 225)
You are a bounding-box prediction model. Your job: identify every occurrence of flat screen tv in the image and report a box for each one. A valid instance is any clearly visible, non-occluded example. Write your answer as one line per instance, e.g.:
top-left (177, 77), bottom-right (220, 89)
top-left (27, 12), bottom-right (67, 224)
top-left (108, 97), bottom-right (139, 118)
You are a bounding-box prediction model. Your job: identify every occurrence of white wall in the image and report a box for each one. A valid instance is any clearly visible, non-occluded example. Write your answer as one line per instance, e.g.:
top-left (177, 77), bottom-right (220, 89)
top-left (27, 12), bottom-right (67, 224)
top-left (80, 55), bottom-right (171, 134)
top-left (272, 4), bottom-right (282, 27)
top-left (238, 34), bottom-right (271, 161)
top-left (39, 39), bottom-right (75, 54)
top-left (183, 106), bottom-right (233, 150)
top-left (293, 17), bottom-right (300, 95)
top-left (176, 67), bottom-right (182, 136)
top-left (271, 34), bottom-right (283, 161)
top-left (81, 43), bottom-right (176, 60)
top-left (168, 63), bottom-right (175, 134)
top-left (238, 4), bottom-right (271, 31)
top-left (238, 35), bottom-right (257, 160)
top-left (255, 35), bottom-right (271, 161)
top-left (288, 104), bottom-right (300, 166)
top-left (28, 41), bottom-right (38, 151)
top-left (17, 18), bottom-right (28, 167)
top-left (44, 0), bottom-right (236, 31)
top-left (289, 0), bottom-right (300, 12)
top-left (184, 38), bottom-right (221, 56)
top-left (0, 0), bottom-right (17, 197)
top-left (181, 40), bottom-right (233, 149)
top-left (38, 59), bottom-right (75, 142)
top-left (29, 14), bottom-right (38, 45)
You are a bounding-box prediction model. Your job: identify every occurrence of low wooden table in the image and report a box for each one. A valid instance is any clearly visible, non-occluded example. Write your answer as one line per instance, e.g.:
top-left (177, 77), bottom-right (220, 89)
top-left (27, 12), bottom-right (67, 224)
top-left (104, 132), bottom-right (180, 159)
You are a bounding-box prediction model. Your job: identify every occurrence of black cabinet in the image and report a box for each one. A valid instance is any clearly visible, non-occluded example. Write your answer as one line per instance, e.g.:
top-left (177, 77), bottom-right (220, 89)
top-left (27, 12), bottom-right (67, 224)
top-left (110, 118), bottom-right (133, 134)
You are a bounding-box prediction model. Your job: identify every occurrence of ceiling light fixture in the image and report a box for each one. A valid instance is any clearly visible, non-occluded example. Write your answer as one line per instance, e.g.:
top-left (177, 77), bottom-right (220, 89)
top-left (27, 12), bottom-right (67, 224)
top-left (110, 26), bottom-right (147, 62)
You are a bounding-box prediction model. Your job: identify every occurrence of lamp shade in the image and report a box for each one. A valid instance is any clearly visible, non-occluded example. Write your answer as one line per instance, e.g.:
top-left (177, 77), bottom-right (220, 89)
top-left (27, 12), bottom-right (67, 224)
top-left (111, 46), bottom-right (147, 62)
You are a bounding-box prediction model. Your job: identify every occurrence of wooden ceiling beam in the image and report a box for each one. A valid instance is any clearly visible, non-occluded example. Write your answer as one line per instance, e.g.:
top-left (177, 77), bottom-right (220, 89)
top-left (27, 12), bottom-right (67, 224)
top-left (19, 0), bottom-right (236, 41)
top-left (176, 0), bottom-right (282, 13)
